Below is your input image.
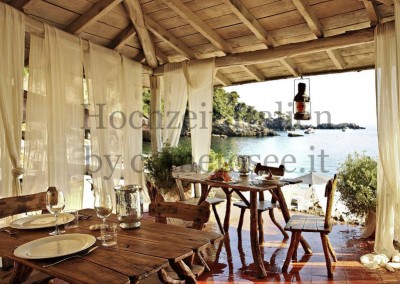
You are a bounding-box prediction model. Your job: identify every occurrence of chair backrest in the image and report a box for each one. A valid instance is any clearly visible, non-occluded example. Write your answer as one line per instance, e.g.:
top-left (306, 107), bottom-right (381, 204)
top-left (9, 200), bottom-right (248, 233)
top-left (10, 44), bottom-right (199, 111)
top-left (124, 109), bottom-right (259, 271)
top-left (171, 163), bottom-right (200, 178)
top-left (254, 163), bottom-right (285, 176)
top-left (0, 187), bottom-right (57, 219)
top-left (149, 193), bottom-right (211, 230)
top-left (324, 174), bottom-right (337, 229)
top-left (171, 164), bottom-right (200, 201)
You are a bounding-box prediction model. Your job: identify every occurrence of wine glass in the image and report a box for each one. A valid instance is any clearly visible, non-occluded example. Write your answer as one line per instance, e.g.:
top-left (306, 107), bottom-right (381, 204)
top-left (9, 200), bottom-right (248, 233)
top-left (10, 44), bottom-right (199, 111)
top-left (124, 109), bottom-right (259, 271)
top-left (46, 189), bottom-right (66, 236)
top-left (94, 193), bottom-right (113, 240)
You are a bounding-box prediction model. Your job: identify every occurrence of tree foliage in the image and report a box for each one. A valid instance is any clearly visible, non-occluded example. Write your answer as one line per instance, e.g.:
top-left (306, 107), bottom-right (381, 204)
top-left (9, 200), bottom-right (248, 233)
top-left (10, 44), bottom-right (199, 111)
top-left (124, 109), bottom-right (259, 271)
top-left (144, 144), bottom-right (192, 190)
top-left (142, 87), bottom-right (292, 129)
top-left (337, 152), bottom-right (377, 218)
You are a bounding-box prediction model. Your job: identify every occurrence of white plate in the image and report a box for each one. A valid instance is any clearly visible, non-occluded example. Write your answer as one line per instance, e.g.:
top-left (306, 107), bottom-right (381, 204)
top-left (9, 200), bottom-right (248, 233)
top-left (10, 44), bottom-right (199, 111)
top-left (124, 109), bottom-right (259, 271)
top-left (254, 176), bottom-right (280, 184)
top-left (9, 213), bottom-right (75, 230)
top-left (14, 233), bottom-right (96, 259)
top-left (205, 178), bottom-right (240, 184)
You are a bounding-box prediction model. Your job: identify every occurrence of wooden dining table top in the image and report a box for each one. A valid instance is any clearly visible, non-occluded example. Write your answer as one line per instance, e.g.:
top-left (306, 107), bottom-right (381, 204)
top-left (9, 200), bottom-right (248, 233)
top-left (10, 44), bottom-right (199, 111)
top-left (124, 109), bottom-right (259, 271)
top-left (0, 209), bottom-right (222, 284)
top-left (175, 171), bottom-right (292, 192)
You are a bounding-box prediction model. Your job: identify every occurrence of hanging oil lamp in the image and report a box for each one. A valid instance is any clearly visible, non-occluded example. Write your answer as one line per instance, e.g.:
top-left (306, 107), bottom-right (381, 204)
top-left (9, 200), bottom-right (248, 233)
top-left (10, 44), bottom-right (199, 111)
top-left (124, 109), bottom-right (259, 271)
top-left (293, 78), bottom-right (311, 120)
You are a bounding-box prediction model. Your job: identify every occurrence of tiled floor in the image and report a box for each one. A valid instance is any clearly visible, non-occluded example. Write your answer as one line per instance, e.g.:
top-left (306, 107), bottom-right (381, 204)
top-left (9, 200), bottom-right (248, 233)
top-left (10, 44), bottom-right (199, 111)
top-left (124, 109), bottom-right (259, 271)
top-left (197, 204), bottom-right (400, 283)
top-left (2, 204), bottom-right (400, 283)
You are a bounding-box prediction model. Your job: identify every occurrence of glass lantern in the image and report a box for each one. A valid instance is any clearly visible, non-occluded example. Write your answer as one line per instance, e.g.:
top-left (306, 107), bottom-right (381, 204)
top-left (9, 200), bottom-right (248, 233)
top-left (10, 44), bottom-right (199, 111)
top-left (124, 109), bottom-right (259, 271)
top-left (293, 78), bottom-right (311, 120)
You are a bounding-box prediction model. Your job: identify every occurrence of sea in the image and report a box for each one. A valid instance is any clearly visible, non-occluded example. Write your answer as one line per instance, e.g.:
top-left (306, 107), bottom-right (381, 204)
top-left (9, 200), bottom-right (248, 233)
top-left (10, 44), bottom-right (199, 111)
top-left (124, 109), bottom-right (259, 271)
top-left (144, 127), bottom-right (378, 178)
top-left (143, 127), bottom-right (378, 220)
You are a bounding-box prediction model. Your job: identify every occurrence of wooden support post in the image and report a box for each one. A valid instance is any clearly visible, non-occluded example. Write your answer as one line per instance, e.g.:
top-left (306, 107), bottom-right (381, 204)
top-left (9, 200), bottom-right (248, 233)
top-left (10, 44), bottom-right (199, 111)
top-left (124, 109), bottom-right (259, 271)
top-left (150, 76), bottom-right (163, 152)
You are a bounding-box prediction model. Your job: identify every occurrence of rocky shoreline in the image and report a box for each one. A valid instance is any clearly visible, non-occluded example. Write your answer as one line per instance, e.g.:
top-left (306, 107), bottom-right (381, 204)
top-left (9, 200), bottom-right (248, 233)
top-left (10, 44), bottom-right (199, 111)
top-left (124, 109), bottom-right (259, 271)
top-left (142, 119), bottom-right (365, 141)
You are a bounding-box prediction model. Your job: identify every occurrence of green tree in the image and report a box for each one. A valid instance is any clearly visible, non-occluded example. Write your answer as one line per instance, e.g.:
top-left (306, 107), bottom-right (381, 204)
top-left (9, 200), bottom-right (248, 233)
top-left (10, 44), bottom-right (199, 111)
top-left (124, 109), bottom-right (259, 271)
top-left (143, 88), bottom-right (151, 117)
top-left (337, 152), bottom-right (377, 218)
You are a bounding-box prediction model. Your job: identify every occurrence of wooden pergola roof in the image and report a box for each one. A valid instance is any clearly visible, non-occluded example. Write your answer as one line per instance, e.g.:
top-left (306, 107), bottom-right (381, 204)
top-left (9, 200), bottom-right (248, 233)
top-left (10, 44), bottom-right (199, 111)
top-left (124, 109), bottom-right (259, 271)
top-left (3, 0), bottom-right (394, 87)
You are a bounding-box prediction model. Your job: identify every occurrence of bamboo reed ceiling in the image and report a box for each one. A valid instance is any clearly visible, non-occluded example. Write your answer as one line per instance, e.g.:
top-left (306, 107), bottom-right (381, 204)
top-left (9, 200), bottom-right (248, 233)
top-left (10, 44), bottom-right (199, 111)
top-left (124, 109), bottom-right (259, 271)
top-left (3, 0), bottom-right (394, 87)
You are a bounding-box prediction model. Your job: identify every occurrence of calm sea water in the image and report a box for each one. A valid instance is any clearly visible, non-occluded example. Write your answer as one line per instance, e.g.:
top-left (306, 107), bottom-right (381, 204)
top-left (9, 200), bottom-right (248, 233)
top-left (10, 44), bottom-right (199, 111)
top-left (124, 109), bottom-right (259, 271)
top-left (144, 127), bottom-right (378, 178)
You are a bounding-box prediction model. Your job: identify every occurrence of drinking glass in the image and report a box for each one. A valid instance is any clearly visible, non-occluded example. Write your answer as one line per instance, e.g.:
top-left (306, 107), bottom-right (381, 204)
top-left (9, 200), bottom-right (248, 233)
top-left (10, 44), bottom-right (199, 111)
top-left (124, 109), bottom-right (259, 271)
top-left (94, 193), bottom-right (113, 240)
top-left (46, 190), bottom-right (66, 236)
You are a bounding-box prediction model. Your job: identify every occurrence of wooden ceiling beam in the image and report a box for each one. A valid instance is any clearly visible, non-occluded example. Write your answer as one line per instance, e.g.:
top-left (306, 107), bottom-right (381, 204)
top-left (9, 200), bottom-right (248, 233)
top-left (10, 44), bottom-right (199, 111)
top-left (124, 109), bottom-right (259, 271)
top-left (21, 9), bottom-right (153, 75)
top-left (224, 0), bottom-right (278, 47)
top-left (225, 0), bottom-right (302, 78)
top-left (155, 47), bottom-right (169, 64)
top-left (10, 0), bottom-right (38, 11)
top-left (67, 0), bottom-right (121, 35)
top-left (123, 0), bottom-right (158, 68)
top-left (243, 65), bottom-right (265, 81)
top-left (145, 15), bottom-right (197, 60)
top-left (154, 27), bottom-right (375, 75)
top-left (291, 0), bottom-right (324, 37)
top-left (362, 0), bottom-right (380, 25)
top-left (280, 58), bottom-right (300, 77)
top-left (110, 25), bottom-right (136, 52)
top-left (215, 72), bottom-right (232, 86)
top-left (326, 49), bottom-right (346, 69)
top-left (160, 0), bottom-right (233, 54)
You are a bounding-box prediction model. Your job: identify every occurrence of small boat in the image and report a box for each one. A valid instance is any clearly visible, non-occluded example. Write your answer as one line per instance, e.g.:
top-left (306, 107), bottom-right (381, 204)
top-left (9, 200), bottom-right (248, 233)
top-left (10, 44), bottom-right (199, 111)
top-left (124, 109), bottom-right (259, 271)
top-left (288, 132), bottom-right (304, 137)
top-left (304, 128), bottom-right (315, 134)
top-left (342, 127), bottom-right (353, 132)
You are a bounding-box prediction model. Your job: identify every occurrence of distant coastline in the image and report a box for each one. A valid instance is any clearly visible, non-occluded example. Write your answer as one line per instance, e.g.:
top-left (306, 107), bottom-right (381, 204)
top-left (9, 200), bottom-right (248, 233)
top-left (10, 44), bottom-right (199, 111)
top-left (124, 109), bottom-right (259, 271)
top-left (293, 122), bottom-right (366, 130)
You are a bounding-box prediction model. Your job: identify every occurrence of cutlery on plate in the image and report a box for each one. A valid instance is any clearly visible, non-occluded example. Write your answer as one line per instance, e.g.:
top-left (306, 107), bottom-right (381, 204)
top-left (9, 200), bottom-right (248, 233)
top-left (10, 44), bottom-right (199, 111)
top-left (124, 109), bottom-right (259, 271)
top-left (79, 215), bottom-right (92, 220)
top-left (0, 228), bottom-right (16, 235)
top-left (42, 246), bottom-right (99, 268)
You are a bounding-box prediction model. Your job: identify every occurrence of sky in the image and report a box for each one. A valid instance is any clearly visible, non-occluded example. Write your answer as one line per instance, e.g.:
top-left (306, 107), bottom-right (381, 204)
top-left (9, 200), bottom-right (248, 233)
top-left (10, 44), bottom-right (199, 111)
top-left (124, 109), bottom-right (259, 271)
top-left (224, 69), bottom-right (377, 128)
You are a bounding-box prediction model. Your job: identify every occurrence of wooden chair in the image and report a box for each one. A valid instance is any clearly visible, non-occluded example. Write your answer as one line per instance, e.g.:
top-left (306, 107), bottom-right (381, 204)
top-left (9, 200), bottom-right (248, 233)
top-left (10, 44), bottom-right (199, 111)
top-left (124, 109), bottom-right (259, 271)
top-left (172, 164), bottom-right (226, 234)
top-left (282, 175), bottom-right (338, 278)
top-left (233, 163), bottom-right (288, 242)
top-left (149, 193), bottom-right (220, 284)
top-left (0, 187), bottom-right (56, 283)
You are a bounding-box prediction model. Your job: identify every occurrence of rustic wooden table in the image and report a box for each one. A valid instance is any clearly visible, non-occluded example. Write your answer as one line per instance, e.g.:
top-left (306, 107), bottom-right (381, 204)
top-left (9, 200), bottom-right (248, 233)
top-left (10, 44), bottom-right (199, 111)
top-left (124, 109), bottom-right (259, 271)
top-left (176, 172), bottom-right (312, 278)
top-left (0, 209), bottom-right (222, 284)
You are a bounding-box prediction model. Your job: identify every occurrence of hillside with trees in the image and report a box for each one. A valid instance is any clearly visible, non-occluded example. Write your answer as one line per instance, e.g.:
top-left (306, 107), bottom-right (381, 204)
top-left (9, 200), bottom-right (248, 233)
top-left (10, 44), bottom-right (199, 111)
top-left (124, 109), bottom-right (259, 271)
top-left (143, 88), bottom-right (290, 139)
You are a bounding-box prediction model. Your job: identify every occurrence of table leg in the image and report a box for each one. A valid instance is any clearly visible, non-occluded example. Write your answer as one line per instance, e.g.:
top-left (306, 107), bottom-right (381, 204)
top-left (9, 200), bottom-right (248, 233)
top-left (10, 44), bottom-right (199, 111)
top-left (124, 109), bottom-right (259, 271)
top-left (274, 186), bottom-right (312, 254)
top-left (10, 262), bottom-right (33, 284)
top-left (199, 184), bottom-right (209, 203)
top-left (221, 187), bottom-right (231, 233)
top-left (250, 191), bottom-right (267, 278)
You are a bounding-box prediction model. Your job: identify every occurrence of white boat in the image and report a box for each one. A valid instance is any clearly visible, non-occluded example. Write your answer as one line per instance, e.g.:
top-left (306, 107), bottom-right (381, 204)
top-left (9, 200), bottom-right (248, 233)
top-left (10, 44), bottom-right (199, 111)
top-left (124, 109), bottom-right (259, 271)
top-left (304, 128), bottom-right (315, 134)
top-left (342, 127), bottom-right (353, 132)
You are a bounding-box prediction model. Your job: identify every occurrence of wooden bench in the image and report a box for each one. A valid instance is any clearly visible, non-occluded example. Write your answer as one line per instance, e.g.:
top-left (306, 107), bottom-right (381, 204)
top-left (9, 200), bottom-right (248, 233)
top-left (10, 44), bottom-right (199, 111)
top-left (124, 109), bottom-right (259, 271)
top-left (282, 175), bottom-right (338, 278)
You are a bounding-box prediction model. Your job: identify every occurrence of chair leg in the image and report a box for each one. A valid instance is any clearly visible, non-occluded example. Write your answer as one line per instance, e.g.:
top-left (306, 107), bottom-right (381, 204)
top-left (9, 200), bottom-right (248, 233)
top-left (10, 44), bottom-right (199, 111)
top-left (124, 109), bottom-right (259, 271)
top-left (195, 251), bottom-right (210, 272)
top-left (282, 231), bottom-right (300, 272)
top-left (320, 232), bottom-right (333, 278)
top-left (237, 208), bottom-right (246, 239)
top-left (292, 232), bottom-right (302, 260)
top-left (269, 209), bottom-right (289, 239)
top-left (158, 268), bottom-right (184, 284)
top-left (257, 211), bottom-right (264, 244)
top-left (326, 236), bottom-right (337, 262)
top-left (212, 204), bottom-right (224, 235)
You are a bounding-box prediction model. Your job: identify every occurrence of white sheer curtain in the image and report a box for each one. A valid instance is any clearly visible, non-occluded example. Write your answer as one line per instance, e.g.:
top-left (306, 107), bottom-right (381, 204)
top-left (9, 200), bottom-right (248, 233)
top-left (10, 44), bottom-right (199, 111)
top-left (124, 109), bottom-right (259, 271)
top-left (121, 56), bottom-right (143, 186)
top-left (374, 19), bottom-right (400, 257)
top-left (83, 43), bottom-right (123, 200)
top-left (360, 6), bottom-right (400, 269)
top-left (162, 62), bottom-right (188, 147)
top-left (187, 59), bottom-right (215, 171)
top-left (24, 26), bottom-right (85, 209)
top-left (0, 4), bottom-right (25, 198)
